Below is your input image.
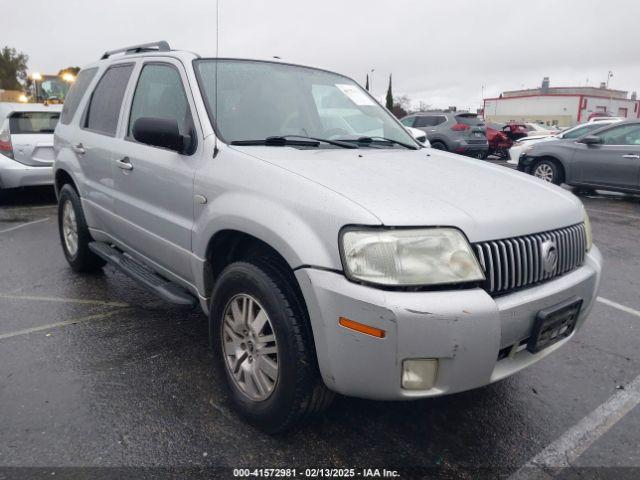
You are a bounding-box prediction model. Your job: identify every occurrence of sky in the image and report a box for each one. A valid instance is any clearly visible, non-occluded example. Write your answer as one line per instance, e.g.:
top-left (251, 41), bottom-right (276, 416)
top-left (5, 0), bottom-right (640, 110)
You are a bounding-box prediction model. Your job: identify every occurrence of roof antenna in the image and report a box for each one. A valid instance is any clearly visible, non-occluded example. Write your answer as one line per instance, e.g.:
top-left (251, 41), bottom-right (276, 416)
top-left (213, 0), bottom-right (220, 158)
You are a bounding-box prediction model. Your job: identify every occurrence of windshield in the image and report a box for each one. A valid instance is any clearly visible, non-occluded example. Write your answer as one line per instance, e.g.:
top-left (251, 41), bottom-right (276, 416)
top-left (562, 123), bottom-right (603, 139)
top-left (194, 59), bottom-right (415, 147)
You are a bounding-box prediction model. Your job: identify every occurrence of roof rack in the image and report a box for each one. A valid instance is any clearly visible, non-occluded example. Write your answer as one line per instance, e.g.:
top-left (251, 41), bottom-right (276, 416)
top-left (101, 41), bottom-right (171, 60)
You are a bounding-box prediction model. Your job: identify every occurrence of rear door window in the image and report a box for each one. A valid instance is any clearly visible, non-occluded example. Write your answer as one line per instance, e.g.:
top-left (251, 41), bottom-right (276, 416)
top-left (415, 116), bottom-right (442, 127)
top-left (9, 112), bottom-right (60, 134)
top-left (60, 68), bottom-right (98, 125)
top-left (84, 64), bottom-right (134, 136)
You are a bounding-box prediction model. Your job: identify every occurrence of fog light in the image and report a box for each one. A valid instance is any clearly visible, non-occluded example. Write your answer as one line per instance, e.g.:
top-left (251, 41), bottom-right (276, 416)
top-left (402, 359), bottom-right (439, 390)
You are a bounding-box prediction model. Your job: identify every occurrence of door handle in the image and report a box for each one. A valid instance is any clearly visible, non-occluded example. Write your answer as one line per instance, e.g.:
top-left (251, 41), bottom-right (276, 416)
top-left (72, 143), bottom-right (85, 155)
top-left (116, 156), bottom-right (134, 171)
top-left (622, 154), bottom-right (640, 159)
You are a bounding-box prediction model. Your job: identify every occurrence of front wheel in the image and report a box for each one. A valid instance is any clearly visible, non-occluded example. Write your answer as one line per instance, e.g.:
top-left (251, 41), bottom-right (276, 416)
top-left (210, 260), bottom-right (333, 433)
top-left (532, 159), bottom-right (563, 185)
top-left (57, 184), bottom-right (105, 272)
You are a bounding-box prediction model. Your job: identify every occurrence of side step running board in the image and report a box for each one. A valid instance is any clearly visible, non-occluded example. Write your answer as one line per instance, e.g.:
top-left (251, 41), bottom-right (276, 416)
top-left (89, 242), bottom-right (197, 306)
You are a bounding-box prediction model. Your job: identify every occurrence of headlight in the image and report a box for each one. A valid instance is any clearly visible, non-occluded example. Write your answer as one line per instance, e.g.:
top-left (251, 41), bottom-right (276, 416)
top-left (522, 144), bottom-right (534, 155)
top-left (340, 228), bottom-right (485, 287)
top-left (584, 211), bottom-right (593, 251)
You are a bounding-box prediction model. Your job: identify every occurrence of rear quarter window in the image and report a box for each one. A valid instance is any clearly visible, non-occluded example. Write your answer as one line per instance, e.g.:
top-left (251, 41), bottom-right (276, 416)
top-left (9, 112), bottom-right (60, 134)
top-left (60, 68), bottom-right (98, 125)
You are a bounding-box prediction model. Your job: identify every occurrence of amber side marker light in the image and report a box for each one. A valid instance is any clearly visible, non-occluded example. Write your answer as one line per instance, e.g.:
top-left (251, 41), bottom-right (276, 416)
top-left (338, 317), bottom-right (386, 338)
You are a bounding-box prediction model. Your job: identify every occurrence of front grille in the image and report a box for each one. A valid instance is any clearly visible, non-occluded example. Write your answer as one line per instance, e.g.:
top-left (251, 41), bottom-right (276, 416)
top-left (473, 223), bottom-right (587, 296)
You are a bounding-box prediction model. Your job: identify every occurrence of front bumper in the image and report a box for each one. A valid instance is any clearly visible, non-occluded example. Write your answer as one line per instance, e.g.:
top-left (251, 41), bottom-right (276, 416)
top-left (453, 141), bottom-right (488, 156)
top-left (296, 246), bottom-right (602, 400)
top-left (517, 154), bottom-right (536, 173)
top-left (508, 146), bottom-right (523, 165)
top-left (0, 155), bottom-right (53, 189)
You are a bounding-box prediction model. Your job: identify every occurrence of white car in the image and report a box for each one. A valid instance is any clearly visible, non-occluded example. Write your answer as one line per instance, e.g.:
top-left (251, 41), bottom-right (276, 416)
top-left (525, 122), bottom-right (560, 137)
top-left (0, 102), bottom-right (62, 193)
top-left (508, 119), bottom-right (622, 165)
top-left (406, 126), bottom-right (431, 147)
top-left (588, 116), bottom-right (625, 123)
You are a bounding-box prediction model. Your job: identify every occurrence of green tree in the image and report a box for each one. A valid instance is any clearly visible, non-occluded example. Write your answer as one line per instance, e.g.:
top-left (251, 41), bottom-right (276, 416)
top-left (385, 74), bottom-right (393, 110)
top-left (0, 47), bottom-right (29, 90)
top-left (58, 66), bottom-right (81, 77)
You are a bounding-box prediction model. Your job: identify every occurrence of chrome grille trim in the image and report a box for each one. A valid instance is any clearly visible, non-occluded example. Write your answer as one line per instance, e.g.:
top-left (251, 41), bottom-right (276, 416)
top-left (473, 223), bottom-right (586, 296)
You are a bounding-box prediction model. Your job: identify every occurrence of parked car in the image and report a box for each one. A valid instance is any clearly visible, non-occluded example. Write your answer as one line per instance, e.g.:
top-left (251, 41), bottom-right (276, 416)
top-left (0, 102), bottom-right (62, 194)
top-left (54, 42), bottom-right (601, 433)
top-left (503, 122), bottom-right (529, 141)
top-left (589, 116), bottom-right (625, 124)
top-left (401, 111), bottom-right (488, 158)
top-left (485, 122), bottom-right (513, 158)
top-left (518, 119), bottom-right (640, 193)
top-left (406, 126), bottom-right (431, 146)
top-left (508, 119), bottom-right (622, 165)
top-left (525, 122), bottom-right (559, 136)
top-left (587, 111), bottom-right (613, 121)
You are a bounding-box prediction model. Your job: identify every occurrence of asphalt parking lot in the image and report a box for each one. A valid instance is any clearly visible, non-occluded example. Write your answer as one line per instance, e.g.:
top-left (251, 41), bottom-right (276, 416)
top-left (1, 164), bottom-right (639, 479)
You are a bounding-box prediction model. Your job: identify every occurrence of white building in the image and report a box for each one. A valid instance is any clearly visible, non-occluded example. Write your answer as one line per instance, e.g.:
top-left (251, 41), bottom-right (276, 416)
top-left (483, 78), bottom-right (639, 127)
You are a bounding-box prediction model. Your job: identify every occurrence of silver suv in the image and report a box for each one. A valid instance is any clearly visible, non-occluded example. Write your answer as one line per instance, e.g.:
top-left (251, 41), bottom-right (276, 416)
top-left (401, 111), bottom-right (488, 158)
top-left (54, 42), bottom-right (602, 433)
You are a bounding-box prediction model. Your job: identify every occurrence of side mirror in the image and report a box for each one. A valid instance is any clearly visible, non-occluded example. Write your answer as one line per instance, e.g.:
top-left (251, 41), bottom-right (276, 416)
top-left (132, 117), bottom-right (187, 153)
top-left (579, 135), bottom-right (603, 146)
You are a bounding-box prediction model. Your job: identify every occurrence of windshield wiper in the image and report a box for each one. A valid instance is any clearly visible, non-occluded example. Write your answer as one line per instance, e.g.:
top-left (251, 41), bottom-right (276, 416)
top-left (335, 136), bottom-right (417, 150)
top-left (231, 135), bottom-right (357, 149)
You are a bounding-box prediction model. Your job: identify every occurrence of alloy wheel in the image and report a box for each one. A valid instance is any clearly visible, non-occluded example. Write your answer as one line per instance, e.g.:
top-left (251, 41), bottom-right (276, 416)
top-left (221, 294), bottom-right (279, 401)
top-left (534, 163), bottom-right (554, 182)
top-left (62, 200), bottom-right (79, 257)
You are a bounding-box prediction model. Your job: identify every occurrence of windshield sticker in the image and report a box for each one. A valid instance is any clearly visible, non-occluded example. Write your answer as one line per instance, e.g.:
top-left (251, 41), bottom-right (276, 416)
top-left (336, 84), bottom-right (375, 106)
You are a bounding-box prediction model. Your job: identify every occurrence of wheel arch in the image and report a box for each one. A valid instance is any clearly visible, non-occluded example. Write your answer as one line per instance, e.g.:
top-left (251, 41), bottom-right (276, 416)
top-left (54, 168), bottom-right (78, 198)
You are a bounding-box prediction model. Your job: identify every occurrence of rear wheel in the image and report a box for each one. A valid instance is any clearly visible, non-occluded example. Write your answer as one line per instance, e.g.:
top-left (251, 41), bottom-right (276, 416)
top-left (57, 184), bottom-right (105, 272)
top-left (210, 259), bottom-right (333, 433)
top-left (431, 141), bottom-right (447, 151)
top-left (532, 159), bottom-right (564, 185)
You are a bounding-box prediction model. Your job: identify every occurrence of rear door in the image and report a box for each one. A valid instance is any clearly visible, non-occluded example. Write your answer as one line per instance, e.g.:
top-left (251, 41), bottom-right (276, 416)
top-left (574, 123), bottom-right (640, 190)
top-left (9, 110), bottom-right (61, 166)
top-left (75, 63), bottom-right (135, 232)
top-left (111, 59), bottom-right (200, 283)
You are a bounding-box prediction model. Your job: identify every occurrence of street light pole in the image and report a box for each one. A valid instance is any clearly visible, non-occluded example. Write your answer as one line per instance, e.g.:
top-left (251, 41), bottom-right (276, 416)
top-left (31, 72), bottom-right (42, 103)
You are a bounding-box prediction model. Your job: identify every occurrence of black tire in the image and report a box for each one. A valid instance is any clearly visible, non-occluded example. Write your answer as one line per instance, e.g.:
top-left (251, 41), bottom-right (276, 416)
top-left (57, 184), bottom-right (105, 272)
top-left (431, 141), bottom-right (447, 151)
top-left (532, 158), bottom-right (564, 185)
top-left (210, 259), bottom-right (333, 433)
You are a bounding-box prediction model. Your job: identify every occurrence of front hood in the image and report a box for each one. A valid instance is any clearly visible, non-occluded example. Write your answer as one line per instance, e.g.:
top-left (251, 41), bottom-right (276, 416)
top-left (232, 146), bottom-right (584, 242)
